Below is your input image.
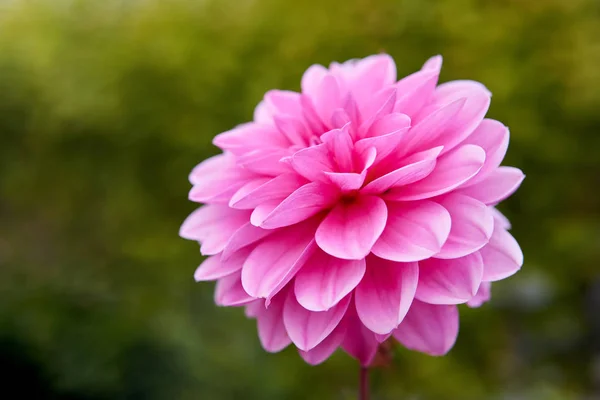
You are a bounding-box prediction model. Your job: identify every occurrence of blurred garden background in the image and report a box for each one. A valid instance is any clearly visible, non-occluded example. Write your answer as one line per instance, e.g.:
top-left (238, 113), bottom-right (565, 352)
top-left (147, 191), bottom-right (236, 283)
top-left (1, 0), bottom-right (599, 398)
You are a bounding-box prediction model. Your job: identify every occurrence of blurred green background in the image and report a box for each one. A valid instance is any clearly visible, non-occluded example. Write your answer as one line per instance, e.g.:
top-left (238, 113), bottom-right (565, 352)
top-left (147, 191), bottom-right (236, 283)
top-left (1, 0), bottom-right (599, 399)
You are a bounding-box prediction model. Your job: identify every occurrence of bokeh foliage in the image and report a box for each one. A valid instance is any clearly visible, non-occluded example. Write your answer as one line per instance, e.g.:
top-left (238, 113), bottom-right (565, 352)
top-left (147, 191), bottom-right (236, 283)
top-left (0, 0), bottom-right (599, 398)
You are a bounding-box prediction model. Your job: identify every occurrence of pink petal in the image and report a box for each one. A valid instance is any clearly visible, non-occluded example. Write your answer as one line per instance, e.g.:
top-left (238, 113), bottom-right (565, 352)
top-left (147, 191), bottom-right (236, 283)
top-left (313, 74), bottom-right (342, 128)
top-left (422, 55), bottom-right (443, 72)
top-left (355, 113), bottom-right (411, 163)
top-left (458, 167), bottom-right (525, 205)
top-left (194, 247), bottom-right (251, 281)
top-left (188, 154), bottom-right (257, 203)
top-left (274, 116), bottom-right (309, 147)
top-left (264, 90), bottom-right (303, 119)
top-left (386, 144), bottom-right (485, 201)
top-left (346, 54), bottom-right (397, 106)
top-left (491, 207), bottom-right (511, 230)
top-left (393, 300), bottom-right (459, 356)
top-left (180, 205), bottom-right (251, 256)
top-left (290, 143), bottom-right (335, 182)
top-left (355, 257), bottom-right (419, 334)
top-left (256, 293), bottom-right (291, 353)
top-left (294, 249), bottom-right (366, 312)
top-left (480, 224), bottom-right (523, 282)
top-left (325, 171), bottom-right (367, 192)
top-left (467, 281), bottom-right (491, 308)
top-left (241, 221), bottom-right (318, 301)
top-left (214, 271), bottom-right (255, 306)
top-left (460, 119), bottom-right (509, 185)
top-left (213, 123), bottom-right (289, 154)
top-left (394, 70), bottom-right (439, 119)
top-left (361, 147), bottom-right (441, 195)
top-left (237, 148), bottom-right (293, 176)
top-left (229, 173), bottom-right (307, 210)
top-left (316, 196), bottom-right (388, 260)
top-left (244, 299), bottom-right (263, 318)
top-left (254, 181), bottom-right (339, 229)
top-left (299, 317), bottom-right (347, 365)
top-left (301, 64), bottom-right (329, 99)
top-left (321, 125), bottom-right (354, 171)
top-left (418, 82), bottom-right (491, 155)
top-left (283, 292), bottom-right (350, 351)
top-left (221, 222), bottom-right (273, 260)
top-left (415, 252), bottom-right (484, 304)
top-left (372, 201), bottom-right (451, 262)
top-left (399, 98), bottom-right (466, 157)
top-left (358, 87), bottom-right (397, 135)
top-left (434, 194), bottom-right (494, 259)
top-left (341, 302), bottom-right (379, 366)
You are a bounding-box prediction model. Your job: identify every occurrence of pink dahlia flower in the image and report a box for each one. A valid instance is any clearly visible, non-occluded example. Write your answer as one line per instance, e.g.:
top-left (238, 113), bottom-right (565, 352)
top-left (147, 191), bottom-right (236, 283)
top-left (181, 54), bottom-right (524, 366)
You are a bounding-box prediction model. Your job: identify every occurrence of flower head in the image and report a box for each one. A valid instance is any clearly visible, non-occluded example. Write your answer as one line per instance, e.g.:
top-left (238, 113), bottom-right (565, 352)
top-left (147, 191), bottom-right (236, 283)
top-left (181, 54), bottom-right (524, 366)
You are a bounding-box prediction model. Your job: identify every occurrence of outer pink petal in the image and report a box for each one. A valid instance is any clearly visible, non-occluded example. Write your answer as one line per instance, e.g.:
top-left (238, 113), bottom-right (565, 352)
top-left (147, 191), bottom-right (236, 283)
top-left (458, 167), bottom-right (525, 205)
top-left (460, 119), bottom-right (509, 185)
top-left (341, 302), bottom-right (379, 366)
top-left (491, 207), bottom-right (511, 230)
top-left (188, 154), bottom-right (257, 203)
top-left (301, 64), bottom-right (329, 99)
top-left (394, 64), bottom-right (440, 119)
top-left (244, 299), bottom-right (264, 319)
top-left (316, 196), bottom-right (388, 260)
top-left (256, 293), bottom-right (291, 353)
top-left (283, 292), bottom-right (350, 351)
top-left (355, 257), bottom-right (418, 334)
top-left (229, 173), bottom-right (307, 209)
top-left (416, 252), bottom-right (484, 304)
top-left (299, 317), bottom-right (347, 365)
top-left (213, 123), bottom-right (289, 154)
top-left (241, 221), bottom-right (317, 301)
top-left (434, 194), bottom-right (494, 259)
top-left (347, 54), bottom-right (397, 108)
top-left (264, 90), bottom-right (303, 119)
top-left (294, 250), bottom-right (366, 312)
top-left (386, 144), bottom-right (485, 201)
top-left (393, 300), bottom-right (459, 356)
top-left (255, 182), bottom-right (339, 229)
top-left (358, 87), bottom-right (397, 135)
top-left (467, 281), bottom-right (491, 308)
top-left (237, 148), bottom-right (293, 176)
top-left (180, 205), bottom-right (251, 256)
top-left (313, 75), bottom-right (343, 128)
top-left (221, 222), bottom-right (273, 260)
top-left (214, 271), bottom-right (255, 306)
top-left (194, 247), bottom-right (251, 281)
top-left (361, 147), bottom-right (441, 195)
top-left (372, 201), bottom-right (451, 262)
top-left (274, 116), bottom-right (309, 147)
top-left (480, 223), bottom-right (523, 281)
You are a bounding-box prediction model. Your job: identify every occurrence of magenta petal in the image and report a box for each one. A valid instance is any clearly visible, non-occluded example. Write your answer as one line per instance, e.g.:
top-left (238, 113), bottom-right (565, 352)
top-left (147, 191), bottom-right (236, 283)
top-left (195, 248), bottom-right (250, 281)
top-left (361, 147), bottom-right (441, 194)
top-left (316, 196), bottom-right (388, 260)
top-left (256, 293), bottom-right (291, 353)
top-left (290, 143), bottom-right (335, 182)
top-left (467, 281), bottom-right (491, 308)
top-left (341, 303), bottom-right (379, 366)
top-left (299, 317), bottom-right (347, 365)
top-left (188, 154), bottom-right (257, 203)
top-left (372, 201), bottom-right (451, 262)
top-left (257, 182), bottom-right (339, 229)
top-left (416, 252), bottom-right (484, 304)
top-left (325, 171), bottom-right (367, 192)
top-left (354, 113), bottom-right (411, 164)
top-left (348, 54), bottom-right (397, 106)
top-left (321, 125), bottom-right (354, 171)
top-left (180, 205), bottom-right (251, 256)
top-left (358, 87), bottom-right (397, 134)
top-left (294, 250), bottom-right (366, 312)
top-left (393, 300), bottom-right (459, 356)
top-left (481, 224), bottom-right (523, 282)
top-left (274, 116), bottom-right (309, 147)
top-left (215, 271), bottom-right (255, 306)
top-left (355, 257), bottom-right (418, 334)
top-left (387, 144), bottom-right (485, 201)
top-left (221, 222), bottom-right (273, 260)
top-left (241, 222), bottom-right (317, 300)
top-left (460, 119), bottom-right (509, 185)
top-left (314, 74), bottom-right (342, 127)
top-left (434, 194), bottom-right (494, 259)
top-left (283, 292), bottom-right (350, 351)
top-left (213, 123), bottom-right (289, 154)
top-left (394, 70), bottom-right (439, 119)
top-left (230, 173), bottom-right (307, 210)
top-left (237, 148), bottom-right (293, 176)
top-left (458, 167), bottom-right (525, 205)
